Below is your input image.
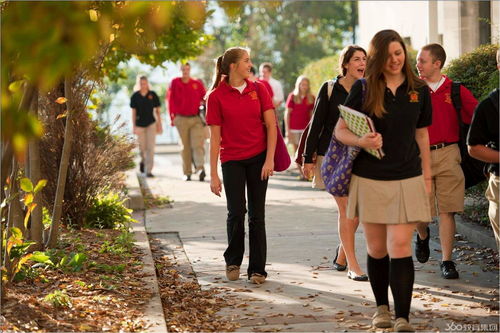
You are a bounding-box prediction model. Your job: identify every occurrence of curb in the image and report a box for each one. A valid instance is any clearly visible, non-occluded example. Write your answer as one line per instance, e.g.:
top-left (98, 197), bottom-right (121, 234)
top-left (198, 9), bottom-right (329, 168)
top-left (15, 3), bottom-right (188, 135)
top-left (132, 210), bottom-right (169, 333)
top-left (455, 213), bottom-right (498, 250)
top-left (125, 169), bottom-right (145, 210)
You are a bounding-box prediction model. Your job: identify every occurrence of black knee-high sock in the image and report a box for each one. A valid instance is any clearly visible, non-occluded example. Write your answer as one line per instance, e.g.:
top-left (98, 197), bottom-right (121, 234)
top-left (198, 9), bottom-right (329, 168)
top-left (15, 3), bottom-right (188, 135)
top-left (390, 256), bottom-right (414, 321)
top-left (367, 254), bottom-right (390, 307)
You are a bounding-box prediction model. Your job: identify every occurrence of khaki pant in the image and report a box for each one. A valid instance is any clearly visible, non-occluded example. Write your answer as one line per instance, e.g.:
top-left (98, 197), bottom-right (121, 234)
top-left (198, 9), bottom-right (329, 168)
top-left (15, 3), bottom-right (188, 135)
top-left (174, 115), bottom-right (205, 176)
top-left (485, 174), bottom-right (499, 247)
top-left (136, 123), bottom-right (156, 173)
top-left (429, 144), bottom-right (465, 216)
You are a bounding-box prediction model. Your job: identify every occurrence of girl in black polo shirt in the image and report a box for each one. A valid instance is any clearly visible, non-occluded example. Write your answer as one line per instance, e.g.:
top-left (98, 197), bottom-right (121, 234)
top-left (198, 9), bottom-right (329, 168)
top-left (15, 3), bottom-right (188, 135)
top-left (302, 45), bottom-right (368, 281)
top-left (336, 30), bottom-right (432, 332)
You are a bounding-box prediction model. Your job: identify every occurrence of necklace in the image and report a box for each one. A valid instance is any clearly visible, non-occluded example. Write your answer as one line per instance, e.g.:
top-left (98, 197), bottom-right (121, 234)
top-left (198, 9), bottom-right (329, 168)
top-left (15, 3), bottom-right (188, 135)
top-left (428, 77), bottom-right (444, 92)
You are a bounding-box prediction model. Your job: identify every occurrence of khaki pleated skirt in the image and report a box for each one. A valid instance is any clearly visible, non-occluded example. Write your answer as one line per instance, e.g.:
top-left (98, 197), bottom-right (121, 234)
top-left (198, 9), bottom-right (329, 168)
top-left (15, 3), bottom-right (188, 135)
top-left (347, 174), bottom-right (432, 224)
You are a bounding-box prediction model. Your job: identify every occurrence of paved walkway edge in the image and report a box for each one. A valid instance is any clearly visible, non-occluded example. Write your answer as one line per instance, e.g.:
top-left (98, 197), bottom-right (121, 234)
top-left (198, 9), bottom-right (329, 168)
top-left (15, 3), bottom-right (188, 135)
top-left (132, 210), bottom-right (168, 333)
top-left (125, 169), bottom-right (145, 210)
top-left (456, 214), bottom-right (498, 249)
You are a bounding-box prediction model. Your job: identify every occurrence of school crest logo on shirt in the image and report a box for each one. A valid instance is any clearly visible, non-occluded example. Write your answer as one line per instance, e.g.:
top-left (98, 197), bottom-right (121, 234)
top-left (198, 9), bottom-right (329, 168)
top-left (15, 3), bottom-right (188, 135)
top-left (444, 92), bottom-right (452, 104)
top-left (192, 83), bottom-right (198, 89)
top-left (249, 91), bottom-right (258, 100)
top-left (408, 90), bottom-right (419, 103)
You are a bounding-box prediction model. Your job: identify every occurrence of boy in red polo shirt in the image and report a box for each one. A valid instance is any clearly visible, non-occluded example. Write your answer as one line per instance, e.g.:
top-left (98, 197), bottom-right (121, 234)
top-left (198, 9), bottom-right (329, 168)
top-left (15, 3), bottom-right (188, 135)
top-left (167, 63), bottom-right (207, 181)
top-left (415, 43), bottom-right (478, 279)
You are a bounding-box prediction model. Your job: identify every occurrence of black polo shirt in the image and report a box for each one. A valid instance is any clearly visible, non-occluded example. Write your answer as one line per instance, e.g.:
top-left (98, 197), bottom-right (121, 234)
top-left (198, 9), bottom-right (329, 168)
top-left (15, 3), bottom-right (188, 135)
top-left (303, 77), bottom-right (348, 163)
top-left (130, 90), bottom-right (161, 127)
top-left (344, 79), bottom-right (432, 180)
top-left (467, 89), bottom-right (499, 176)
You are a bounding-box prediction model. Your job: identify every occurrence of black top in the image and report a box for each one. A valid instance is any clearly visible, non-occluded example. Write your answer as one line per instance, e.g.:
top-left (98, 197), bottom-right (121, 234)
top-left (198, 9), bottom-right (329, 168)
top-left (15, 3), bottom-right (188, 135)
top-left (467, 89), bottom-right (499, 176)
top-left (303, 77), bottom-right (348, 163)
top-left (130, 90), bottom-right (161, 127)
top-left (344, 79), bottom-right (432, 180)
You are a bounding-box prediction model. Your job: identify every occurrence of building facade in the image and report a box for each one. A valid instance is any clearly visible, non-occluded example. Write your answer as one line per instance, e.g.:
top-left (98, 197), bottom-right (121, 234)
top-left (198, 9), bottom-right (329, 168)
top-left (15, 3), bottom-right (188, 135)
top-left (358, 1), bottom-right (499, 63)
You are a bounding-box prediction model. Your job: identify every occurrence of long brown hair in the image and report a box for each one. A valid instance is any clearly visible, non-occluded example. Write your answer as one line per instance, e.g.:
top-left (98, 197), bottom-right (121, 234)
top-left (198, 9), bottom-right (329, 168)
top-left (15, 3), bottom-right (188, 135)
top-left (364, 30), bottom-right (424, 118)
top-left (338, 45), bottom-right (366, 76)
top-left (292, 75), bottom-right (314, 104)
top-left (208, 47), bottom-right (249, 95)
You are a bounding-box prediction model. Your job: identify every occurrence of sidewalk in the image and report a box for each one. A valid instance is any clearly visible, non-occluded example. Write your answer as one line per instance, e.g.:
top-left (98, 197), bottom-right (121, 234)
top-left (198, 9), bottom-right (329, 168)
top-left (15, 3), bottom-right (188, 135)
top-left (141, 145), bottom-right (499, 332)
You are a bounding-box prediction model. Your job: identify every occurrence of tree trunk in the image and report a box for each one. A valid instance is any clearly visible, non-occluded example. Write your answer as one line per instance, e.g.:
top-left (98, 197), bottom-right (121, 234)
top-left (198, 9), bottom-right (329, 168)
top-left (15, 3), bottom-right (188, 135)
top-left (1, 142), bottom-right (13, 204)
top-left (1, 82), bottom-right (35, 203)
top-left (28, 89), bottom-right (43, 250)
top-left (46, 76), bottom-right (74, 248)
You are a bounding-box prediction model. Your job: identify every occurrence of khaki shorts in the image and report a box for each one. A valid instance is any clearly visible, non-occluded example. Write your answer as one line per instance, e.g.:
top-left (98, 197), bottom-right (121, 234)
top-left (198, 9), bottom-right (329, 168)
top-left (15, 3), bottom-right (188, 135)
top-left (312, 155), bottom-right (325, 189)
top-left (429, 144), bottom-right (465, 216)
top-left (347, 174), bottom-right (431, 224)
top-left (485, 174), bottom-right (499, 245)
top-left (288, 130), bottom-right (304, 146)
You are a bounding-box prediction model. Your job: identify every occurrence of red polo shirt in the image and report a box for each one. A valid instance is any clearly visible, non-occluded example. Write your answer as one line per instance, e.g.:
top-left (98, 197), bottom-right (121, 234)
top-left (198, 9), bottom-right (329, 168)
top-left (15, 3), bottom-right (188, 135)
top-left (427, 75), bottom-right (477, 145)
top-left (206, 79), bottom-right (274, 163)
top-left (285, 93), bottom-right (314, 130)
top-left (167, 77), bottom-right (206, 120)
top-left (257, 79), bottom-right (274, 99)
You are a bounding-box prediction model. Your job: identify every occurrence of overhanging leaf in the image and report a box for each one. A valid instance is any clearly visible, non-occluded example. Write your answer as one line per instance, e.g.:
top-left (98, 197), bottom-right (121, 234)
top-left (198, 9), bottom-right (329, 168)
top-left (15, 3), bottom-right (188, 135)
top-left (89, 9), bottom-right (98, 22)
top-left (55, 97), bottom-right (67, 104)
top-left (20, 178), bottom-right (33, 192)
top-left (24, 193), bottom-right (34, 205)
top-left (34, 179), bottom-right (48, 193)
top-left (8, 80), bottom-right (24, 93)
top-left (56, 112), bottom-right (68, 119)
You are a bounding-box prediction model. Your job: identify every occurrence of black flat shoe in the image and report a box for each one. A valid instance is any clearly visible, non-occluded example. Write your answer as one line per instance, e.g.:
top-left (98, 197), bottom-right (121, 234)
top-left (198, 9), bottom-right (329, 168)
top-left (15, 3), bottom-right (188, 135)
top-left (332, 245), bottom-right (347, 271)
top-left (347, 270), bottom-right (368, 281)
top-left (199, 169), bottom-right (206, 182)
top-left (440, 260), bottom-right (459, 279)
top-left (415, 226), bottom-right (430, 263)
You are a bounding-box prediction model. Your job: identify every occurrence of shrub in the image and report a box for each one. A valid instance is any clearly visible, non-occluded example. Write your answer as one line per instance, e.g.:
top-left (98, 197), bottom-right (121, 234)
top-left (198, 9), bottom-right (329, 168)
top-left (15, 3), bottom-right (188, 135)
top-left (39, 76), bottom-right (135, 228)
top-left (444, 44), bottom-right (499, 100)
top-left (302, 55), bottom-right (339, 96)
top-left (85, 192), bottom-right (135, 229)
top-left (43, 289), bottom-right (72, 308)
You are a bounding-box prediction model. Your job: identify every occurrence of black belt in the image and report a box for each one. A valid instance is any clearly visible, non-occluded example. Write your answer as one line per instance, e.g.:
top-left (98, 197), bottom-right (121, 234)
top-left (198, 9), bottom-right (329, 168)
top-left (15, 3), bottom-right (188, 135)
top-left (430, 142), bottom-right (457, 150)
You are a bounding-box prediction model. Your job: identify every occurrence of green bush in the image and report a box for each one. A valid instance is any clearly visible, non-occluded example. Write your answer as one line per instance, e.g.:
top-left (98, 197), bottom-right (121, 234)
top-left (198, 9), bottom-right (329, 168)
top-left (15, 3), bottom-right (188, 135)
top-left (85, 192), bottom-right (135, 229)
top-left (44, 289), bottom-right (72, 308)
top-left (302, 55), bottom-right (340, 96)
top-left (444, 44), bottom-right (499, 100)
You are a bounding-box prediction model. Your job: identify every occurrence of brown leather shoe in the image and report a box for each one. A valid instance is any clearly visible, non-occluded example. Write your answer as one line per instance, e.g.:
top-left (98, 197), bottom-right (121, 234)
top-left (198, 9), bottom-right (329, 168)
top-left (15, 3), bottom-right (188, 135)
top-left (372, 305), bottom-right (392, 328)
top-left (249, 273), bottom-right (266, 284)
top-left (394, 317), bottom-right (415, 332)
top-left (225, 265), bottom-right (240, 281)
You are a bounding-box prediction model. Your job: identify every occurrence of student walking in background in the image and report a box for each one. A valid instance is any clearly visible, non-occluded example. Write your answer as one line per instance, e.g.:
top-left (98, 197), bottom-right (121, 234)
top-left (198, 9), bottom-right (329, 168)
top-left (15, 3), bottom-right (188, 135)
top-left (337, 30), bottom-right (432, 331)
top-left (467, 50), bottom-right (500, 247)
top-left (206, 47), bottom-right (277, 285)
top-left (259, 62), bottom-right (285, 134)
top-left (249, 67), bottom-right (274, 99)
top-left (415, 44), bottom-right (477, 279)
top-left (167, 62), bottom-right (207, 181)
top-left (285, 75), bottom-right (314, 176)
top-left (130, 75), bottom-right (162, 177)
top-left (302, 45), bottom-right (368, 280)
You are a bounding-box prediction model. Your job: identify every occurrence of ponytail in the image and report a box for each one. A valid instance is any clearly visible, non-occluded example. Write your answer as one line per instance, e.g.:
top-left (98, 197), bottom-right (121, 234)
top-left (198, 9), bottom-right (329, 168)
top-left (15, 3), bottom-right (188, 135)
top-left (206, 47), bottom-right (250, 99)
top-left (208, 56), bottom-right (224, 95)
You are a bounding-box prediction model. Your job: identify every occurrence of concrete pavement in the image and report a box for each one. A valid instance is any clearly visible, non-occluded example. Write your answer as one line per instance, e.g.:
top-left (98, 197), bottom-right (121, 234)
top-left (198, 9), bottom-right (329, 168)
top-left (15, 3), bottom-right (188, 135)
top-left (141, 144), bottom-right (499, 332)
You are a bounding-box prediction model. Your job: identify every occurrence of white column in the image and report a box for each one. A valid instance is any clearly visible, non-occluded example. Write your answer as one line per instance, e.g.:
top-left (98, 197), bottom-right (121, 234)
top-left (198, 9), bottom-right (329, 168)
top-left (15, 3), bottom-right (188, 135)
top-left (428, 0), bottom-right (439, 43)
